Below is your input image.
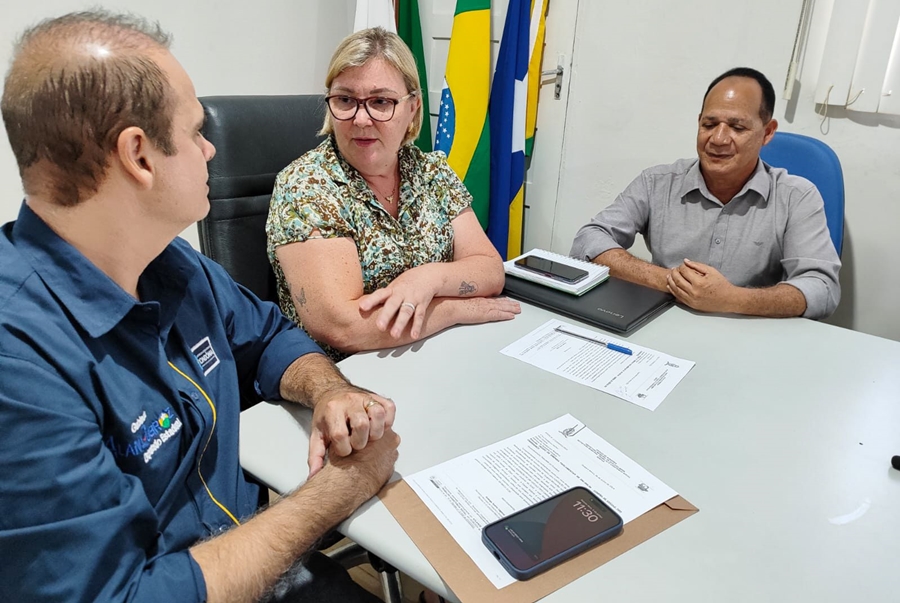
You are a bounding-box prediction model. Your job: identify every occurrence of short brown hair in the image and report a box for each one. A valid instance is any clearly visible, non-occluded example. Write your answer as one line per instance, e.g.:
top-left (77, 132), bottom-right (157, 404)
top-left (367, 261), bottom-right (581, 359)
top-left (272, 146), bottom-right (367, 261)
top-left (320, 27), bottom-right (423, 146)
top-left (1, 10), bottom-right (176, 206)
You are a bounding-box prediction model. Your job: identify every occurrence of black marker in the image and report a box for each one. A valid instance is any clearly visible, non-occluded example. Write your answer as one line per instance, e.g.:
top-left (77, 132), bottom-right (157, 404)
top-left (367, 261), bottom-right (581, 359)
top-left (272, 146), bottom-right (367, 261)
top-left (892, 456), bottom-right (900, 471)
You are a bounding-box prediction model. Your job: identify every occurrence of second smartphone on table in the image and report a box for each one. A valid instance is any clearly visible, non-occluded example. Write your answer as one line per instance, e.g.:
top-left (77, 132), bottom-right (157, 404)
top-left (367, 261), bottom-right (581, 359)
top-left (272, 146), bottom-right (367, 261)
top-left (482, 486), bottom-right (623, 581)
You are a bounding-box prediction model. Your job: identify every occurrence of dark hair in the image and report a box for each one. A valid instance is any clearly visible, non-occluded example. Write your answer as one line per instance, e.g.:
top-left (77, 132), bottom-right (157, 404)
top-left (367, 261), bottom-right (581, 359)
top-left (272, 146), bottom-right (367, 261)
top-left (702, 67), bottom-right (775, 123)
top-left (1, 10), bottom-right (176, 206)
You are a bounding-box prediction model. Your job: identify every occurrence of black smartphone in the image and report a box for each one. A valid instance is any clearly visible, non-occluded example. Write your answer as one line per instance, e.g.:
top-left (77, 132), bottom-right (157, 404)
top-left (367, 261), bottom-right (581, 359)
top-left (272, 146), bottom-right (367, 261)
top-left (514, 255), bottom-right (589, 284)
top-left (481, 486), bottom-right (623, 580)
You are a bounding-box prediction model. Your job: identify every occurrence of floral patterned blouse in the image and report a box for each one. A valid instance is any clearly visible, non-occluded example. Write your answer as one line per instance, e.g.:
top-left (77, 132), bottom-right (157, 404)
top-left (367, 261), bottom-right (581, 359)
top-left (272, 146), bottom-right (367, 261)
top-left (266, 136), bottom-right (472, 360)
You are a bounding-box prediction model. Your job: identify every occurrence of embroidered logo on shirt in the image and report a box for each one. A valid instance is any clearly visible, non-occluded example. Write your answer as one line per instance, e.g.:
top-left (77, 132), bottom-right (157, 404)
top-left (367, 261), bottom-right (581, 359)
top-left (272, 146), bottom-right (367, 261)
top-left (191, 336), bottom-right (220, 375)
top-left (105, 407), bottom-right (183, 464)
top-left (141, 410), bottom-right (182, 464)
top-left (131, 410), bottom-right (147, 433)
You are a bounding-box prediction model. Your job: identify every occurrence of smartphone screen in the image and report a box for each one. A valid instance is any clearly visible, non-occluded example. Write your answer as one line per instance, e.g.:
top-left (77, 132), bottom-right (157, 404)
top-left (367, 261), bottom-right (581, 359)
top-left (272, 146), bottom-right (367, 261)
top-left (514, 256), bottom-right (589, 284)
top-left (482, 487), bottom-right (622, 580)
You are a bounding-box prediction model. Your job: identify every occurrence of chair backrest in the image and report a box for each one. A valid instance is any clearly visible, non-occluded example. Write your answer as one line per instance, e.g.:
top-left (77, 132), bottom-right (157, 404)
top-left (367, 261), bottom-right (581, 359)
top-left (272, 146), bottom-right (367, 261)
top-left (198, 95), bottom-right (326, 302)
top-left (759, 131), bottom-right (845, 256)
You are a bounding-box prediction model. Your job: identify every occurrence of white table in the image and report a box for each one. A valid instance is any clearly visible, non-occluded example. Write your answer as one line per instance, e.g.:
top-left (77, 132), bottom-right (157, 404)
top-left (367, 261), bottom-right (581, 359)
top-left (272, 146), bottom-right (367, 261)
top-left (241, 304), bottom-right (900, 602)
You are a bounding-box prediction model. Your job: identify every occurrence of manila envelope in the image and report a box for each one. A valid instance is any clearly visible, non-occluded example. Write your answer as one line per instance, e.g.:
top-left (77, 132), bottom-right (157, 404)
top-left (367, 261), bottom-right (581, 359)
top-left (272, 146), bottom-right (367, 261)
top-left (379, 480), bottom-right (698, 603)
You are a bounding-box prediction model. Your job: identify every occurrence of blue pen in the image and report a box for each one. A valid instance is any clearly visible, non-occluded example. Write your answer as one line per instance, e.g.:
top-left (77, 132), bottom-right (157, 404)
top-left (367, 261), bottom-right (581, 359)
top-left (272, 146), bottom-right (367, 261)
top-left (554, 326), bottom-right (633, 356)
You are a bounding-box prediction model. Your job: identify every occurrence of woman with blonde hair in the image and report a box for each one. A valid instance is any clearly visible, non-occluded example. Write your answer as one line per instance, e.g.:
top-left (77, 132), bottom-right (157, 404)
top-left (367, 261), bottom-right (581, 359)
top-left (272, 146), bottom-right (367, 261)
top-left (267, 27), bottom-right (519, 359)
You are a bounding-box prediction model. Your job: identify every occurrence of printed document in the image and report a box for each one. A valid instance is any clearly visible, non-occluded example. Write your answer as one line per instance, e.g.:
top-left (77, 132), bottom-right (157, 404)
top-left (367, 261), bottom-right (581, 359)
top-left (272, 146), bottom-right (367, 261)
top-left (405, 414), bottom-right (677, 589)
top-left (500, 319), bottom-right (694, 411)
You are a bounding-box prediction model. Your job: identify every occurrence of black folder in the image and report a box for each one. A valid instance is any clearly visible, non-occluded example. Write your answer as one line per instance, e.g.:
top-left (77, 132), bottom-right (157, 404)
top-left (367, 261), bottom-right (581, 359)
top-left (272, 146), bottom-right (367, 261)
top-left (503, 274), bottom-right (674, 334)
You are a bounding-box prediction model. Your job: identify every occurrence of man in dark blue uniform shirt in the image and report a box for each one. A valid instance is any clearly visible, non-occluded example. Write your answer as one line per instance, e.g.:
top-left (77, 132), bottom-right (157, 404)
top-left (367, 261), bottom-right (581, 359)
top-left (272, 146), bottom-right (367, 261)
top-left (0, 10), bottom-right (400, 602)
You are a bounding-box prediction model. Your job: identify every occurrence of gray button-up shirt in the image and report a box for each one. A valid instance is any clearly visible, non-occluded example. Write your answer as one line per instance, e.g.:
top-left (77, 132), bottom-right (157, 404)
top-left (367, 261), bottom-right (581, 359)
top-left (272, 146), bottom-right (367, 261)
top-left (570, 158), bottom-right (841, 319)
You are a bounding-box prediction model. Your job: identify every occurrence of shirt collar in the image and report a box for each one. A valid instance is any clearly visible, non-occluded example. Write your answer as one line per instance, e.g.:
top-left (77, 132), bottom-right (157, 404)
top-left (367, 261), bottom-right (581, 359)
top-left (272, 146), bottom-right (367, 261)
top-left (680, 158), bottom-right (770, 206)
top-left (12, 202), bottom-right (194, 338)
top-left (326, 136), bottom-right (420, 210)
top-left (323, 136), bottom-right (352, 186)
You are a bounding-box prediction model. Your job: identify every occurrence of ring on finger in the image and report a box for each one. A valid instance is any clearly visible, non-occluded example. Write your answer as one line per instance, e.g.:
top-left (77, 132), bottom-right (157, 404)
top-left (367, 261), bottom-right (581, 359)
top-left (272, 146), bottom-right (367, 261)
top-left (401, 302), bottom-right (416, 312)
top-left (364, 399), bottom-right (379, 410)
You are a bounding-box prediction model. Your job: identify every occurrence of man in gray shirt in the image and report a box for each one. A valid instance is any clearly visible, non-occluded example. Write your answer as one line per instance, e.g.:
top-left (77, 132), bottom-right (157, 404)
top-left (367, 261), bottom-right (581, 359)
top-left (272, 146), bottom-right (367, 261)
top-left (570, 67), bottom-right (840, 319)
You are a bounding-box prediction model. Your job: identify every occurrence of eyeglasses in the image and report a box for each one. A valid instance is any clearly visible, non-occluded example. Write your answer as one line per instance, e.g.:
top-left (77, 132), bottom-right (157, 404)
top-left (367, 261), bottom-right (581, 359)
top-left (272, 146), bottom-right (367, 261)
top-left (325, 92), bottom-right (417, 122)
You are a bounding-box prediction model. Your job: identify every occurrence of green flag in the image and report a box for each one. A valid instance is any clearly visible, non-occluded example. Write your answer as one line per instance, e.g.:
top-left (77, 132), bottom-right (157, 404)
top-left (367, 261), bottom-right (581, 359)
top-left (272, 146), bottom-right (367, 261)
top-left (397, 0), bottom-right (432, 153)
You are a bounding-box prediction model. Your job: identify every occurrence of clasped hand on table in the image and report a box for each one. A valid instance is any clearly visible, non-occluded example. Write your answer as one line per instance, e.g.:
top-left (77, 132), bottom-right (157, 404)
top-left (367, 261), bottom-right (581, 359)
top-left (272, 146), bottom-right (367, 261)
top-left (666, 259), bottom-right (738, 313)
top-left (308, 384), bottom-right (397, 477)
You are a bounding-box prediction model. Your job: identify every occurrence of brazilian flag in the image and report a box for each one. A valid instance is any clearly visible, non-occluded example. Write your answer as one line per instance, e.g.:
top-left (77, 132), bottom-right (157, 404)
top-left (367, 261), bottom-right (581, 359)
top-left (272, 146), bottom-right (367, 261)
top-left (434, 0), bottom-right (491, 228)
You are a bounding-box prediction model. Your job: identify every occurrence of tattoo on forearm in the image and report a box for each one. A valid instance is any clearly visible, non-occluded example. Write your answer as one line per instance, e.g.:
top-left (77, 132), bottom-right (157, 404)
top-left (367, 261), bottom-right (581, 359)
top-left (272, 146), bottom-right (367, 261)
top-left (293, 287), bottom-right (307, 308)
top-left (459, 281), bottom-right (478, 296)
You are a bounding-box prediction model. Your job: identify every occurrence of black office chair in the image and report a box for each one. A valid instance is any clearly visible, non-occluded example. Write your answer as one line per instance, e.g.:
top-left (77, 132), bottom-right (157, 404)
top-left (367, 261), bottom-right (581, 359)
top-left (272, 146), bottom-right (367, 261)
top-left (197, 95), bottom-right (403, 603)
top-left (198, 94), bottom-right (324, 302)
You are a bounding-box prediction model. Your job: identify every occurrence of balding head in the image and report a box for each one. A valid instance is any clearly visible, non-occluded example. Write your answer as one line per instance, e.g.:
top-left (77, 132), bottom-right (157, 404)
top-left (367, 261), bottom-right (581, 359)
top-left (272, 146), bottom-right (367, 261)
top-left (1, 10), bottom-right (177, 206)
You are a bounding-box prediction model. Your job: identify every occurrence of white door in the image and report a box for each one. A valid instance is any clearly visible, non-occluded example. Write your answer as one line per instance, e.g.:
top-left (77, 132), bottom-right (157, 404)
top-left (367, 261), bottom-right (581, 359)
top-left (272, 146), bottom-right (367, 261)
top-left (520, 0), bottom-right (579, 251)
top-left (546, 1), bottom-right (803, 256)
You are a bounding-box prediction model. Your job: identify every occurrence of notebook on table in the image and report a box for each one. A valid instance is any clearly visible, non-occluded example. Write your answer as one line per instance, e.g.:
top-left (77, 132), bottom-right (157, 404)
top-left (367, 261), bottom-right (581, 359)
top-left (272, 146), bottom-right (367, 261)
top-left (503, 273), bottom-right (674, 334)
top-left (503, 249), bottom-right (608, 296)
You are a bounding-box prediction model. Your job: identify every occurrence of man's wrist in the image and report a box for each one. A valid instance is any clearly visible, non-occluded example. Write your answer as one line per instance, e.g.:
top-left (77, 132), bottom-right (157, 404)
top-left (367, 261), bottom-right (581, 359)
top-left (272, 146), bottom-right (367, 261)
top-left (724, 284), bottom-right (747, 314)
top-left (653, 266), bottom-right (671, 292)
top-left (310, 461), bottom-right (377, 511)
top-left (279, 353), bottom-right (352, 408)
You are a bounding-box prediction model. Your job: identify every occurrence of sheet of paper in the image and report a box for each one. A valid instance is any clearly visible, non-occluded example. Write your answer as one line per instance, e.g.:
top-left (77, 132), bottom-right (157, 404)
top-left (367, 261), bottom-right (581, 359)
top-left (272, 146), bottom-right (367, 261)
top-left (500, 319), bottom-right (694, 411)
top-left (405, 414), bottom-right (677, 589)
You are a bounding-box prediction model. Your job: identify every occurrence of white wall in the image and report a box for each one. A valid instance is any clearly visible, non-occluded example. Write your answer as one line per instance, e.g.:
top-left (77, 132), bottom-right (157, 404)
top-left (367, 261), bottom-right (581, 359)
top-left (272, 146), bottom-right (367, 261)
top-left (4, 1), bottom-right (897, 342)
top-left (541, 0), bottom-right (900, 341)
top-left (0, 0), bottom-right (354, 247)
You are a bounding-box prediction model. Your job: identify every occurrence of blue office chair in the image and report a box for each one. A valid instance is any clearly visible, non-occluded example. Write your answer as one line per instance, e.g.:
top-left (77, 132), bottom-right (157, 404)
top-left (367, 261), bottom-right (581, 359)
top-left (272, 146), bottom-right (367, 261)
top-left (759, 131), bottom-right (845, 256)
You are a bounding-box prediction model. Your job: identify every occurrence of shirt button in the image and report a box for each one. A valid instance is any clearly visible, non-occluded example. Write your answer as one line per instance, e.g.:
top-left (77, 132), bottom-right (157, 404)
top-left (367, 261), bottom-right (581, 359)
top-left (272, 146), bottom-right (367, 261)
top-left (191, 392), bottom-right (199, 401)
top-left (715, 238), bottom-right (721, 244)
top-left (142, 306), bottom-right (152, 312)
